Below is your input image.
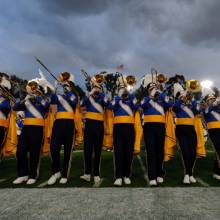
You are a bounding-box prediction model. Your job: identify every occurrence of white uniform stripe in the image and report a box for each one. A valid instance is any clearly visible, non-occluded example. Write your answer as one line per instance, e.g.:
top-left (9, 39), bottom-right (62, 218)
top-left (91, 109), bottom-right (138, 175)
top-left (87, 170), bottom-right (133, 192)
top-left (149, 100), bottom-right (165, 115)
top-left (57, 95), bottom-right (73, 112)
top-left (25, 99), bottom-right (43, 118)
top-left (210, 111), bottom-right (220, 121)
top-left (181, 105), bottom-right (194, 118)
top-left (119, 100), bottom-right (133, 116)
top-left (89, 96), bottom-right (103, 113)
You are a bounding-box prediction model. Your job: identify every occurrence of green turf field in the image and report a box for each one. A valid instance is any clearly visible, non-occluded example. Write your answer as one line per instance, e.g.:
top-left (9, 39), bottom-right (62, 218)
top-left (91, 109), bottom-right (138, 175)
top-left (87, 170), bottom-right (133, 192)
top-left (0, 143), bottom-right (219, 188)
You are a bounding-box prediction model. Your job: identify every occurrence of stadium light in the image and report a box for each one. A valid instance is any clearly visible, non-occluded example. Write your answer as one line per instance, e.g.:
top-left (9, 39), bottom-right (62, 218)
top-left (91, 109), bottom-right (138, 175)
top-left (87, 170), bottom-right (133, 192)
top-left (201, 80), bottom-right (213, 89)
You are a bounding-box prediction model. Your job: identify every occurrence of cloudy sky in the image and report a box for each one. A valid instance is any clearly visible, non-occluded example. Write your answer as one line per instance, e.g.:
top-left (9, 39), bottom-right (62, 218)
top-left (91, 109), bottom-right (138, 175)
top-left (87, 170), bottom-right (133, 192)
top-left (1, 0), bottom-right (220, 86)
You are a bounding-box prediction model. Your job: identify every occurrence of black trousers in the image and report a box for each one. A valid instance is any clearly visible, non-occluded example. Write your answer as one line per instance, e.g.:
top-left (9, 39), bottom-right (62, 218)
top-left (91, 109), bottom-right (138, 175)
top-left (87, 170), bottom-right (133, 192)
top-left (176, 125), bottom-right (197, 176)
top-left (50, 119), bottom-right (75, 178)
top-left (209, 128), bottom-right (220, 175)
top-left (143, 123), bottom-right (165, 181)
top-left (16, 125), bottom-right (44, 179)
top-left (83, 119), bottom-right (104, 176)
top-left (113, 123), bottom-right (135, 179)
top-left (0, 126), bottom-right (6, 151)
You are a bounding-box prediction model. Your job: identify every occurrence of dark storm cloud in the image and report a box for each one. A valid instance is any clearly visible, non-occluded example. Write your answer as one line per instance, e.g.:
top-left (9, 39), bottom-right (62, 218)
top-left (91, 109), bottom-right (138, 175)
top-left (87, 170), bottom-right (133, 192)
top-left (0, 0), bottom-right (220, 86)
top-left (38, 0), bottom-right (113, 16)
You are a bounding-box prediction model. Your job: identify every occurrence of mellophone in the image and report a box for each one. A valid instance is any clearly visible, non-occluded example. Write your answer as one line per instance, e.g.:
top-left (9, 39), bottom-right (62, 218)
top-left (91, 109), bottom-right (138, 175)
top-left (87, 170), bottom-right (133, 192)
top-left (0, 66), bottom-right (220, 187)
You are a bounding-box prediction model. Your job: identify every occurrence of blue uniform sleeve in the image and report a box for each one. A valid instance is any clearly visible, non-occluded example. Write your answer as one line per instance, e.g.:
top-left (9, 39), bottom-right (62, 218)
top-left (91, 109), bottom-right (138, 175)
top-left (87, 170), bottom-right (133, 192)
top-left (192, 100), bottom-right (200, 114)
top-left (130, 95), bottom-right (139, 110)
top-left (13, 101), bottom-right (25, 111)
top-left (80, 95), bottom-right (89, 107)
top-left (141, 96), bottom-right (151, 109)
top-left (159, 93), bottom-right (173, 108)
top-left (173, 99), bottom-right (183, 112)
top-left (205, 105), bottom-right (214, 114)
top-left (101, 93), bottom-right (109, 107)
top-left (0, 99), bottom-right (11, 111)
top-left (35, 96), bottom-right (50, 109)
top-left (50, 94), bottom-right (58, 105)
top-left (108, 96), bottom-right (120, 110)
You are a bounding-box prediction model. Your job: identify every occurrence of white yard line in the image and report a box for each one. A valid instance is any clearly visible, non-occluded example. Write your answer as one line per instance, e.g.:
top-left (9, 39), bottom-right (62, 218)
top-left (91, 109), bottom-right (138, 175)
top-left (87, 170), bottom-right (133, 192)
top-left (37, 181), bottom-right (48, 188)
top-left (196, 177), bottom-right (210, 187)
top-left (137, 155), bottom-right (149, 184)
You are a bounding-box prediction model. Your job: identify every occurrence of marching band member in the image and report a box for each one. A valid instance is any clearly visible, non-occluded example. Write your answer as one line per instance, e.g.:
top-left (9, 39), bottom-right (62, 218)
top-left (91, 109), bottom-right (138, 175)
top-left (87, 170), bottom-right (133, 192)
top-left (201, 89), bottom-right (220, 180)
top-left (109, 75), bottom-right (138, 186)
top-left (141, 74), bottom-right (172, 186)
top-left (47, 72), bottom-right (78, 185)
top-left (173, 83), bottom-right (198, 184)
top-left (13, 77), bottom-right (50, 184)
top-left (0, 76), bottom-right (11, 153)
top-left (80, 74), bottom-right (109, 184)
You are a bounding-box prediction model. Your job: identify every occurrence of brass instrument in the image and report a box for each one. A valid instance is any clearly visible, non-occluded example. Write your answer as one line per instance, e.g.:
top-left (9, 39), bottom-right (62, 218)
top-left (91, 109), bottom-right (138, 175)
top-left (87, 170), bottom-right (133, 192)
top-left (26, 80), bottom-right (46, 99)
top-left (81, 70), bottom-right (106, 94)
top-left (126, 75), bottom-right (136, 86)
top-left (157, 73), bottom-right (167, 84)
top-left (186, 80), bottom-right (201, 93)
top-left (59, 72), bottom-right (71, 82)
top-left (120, 75), bottom-right (136, 100)
top-left (81, 69), bottom-right (91, 81)
top-left (0, 76), bottom-right (16, 104)
top-left (90, 74), bottom-right (105, 98)
top-left (94, 74), bottom-right (105, 84)
top-left (58, 72), bottom-right (78, 95)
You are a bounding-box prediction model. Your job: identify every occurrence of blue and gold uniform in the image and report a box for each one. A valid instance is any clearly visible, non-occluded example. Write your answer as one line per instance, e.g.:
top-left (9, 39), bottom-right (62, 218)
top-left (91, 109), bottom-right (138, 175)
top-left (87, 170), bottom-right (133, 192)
top-left (202, 99), bottom-right (220, 177)
top-left (141, 92), bottom-right (172, 183)
top-left (49, 90), bottom-right (78, 179)
top-left (0, 95), bottom-right (11, 151)
top-left (109, 93), bottom-right (139, 183)
top-left (173, 98), bottom-right (198, 179)
top-left (81, 91), bottom-right (109, 179)
top-left (13, 94), bottom-right (50, 180)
